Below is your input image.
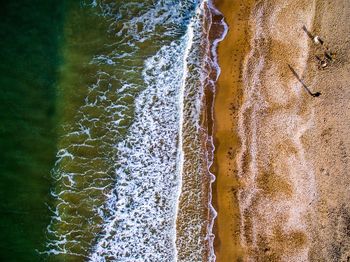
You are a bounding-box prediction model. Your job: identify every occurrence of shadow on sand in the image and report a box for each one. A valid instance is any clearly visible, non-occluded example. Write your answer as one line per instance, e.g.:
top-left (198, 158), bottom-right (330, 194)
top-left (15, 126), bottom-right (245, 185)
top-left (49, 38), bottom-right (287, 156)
top-left (288, 64), bottom-right (321, 97)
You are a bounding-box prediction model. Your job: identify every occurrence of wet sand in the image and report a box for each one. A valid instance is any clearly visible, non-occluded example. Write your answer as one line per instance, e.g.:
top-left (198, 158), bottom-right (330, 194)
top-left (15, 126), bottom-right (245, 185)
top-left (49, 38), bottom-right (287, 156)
top-left (213, 0), bottom-right (350, 260)
top-left (212, 0), bottom-right (256, 260)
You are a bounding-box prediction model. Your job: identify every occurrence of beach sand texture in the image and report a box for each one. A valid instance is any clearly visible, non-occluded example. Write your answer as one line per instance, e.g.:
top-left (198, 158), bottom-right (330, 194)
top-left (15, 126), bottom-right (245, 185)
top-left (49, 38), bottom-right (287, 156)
top-left (213, 0), bottom-right (350, 260)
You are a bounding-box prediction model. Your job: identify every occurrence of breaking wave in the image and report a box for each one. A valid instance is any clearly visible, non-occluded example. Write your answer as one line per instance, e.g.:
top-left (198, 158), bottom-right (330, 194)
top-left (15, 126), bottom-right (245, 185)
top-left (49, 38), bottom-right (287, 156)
top-left (44, 0), bottom-right (225, 260)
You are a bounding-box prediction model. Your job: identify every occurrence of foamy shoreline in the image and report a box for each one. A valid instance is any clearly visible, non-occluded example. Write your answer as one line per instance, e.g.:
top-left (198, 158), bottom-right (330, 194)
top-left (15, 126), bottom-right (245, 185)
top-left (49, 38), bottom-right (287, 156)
top-left (204, 1), bottom-right (228, 261)
top-left (174, 1), bottom-right (228, 260)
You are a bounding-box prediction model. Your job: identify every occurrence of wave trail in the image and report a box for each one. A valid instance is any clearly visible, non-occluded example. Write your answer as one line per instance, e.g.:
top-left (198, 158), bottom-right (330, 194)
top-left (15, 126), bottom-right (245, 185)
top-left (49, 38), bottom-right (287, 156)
top-left (45, 0), bottom-right (202, 261)
top-left (205, 1), bottom-right (228, 261)
top-left (174, 0), bottom-right (228, 261)
top-left (89, 40), bottom-right (187, 262)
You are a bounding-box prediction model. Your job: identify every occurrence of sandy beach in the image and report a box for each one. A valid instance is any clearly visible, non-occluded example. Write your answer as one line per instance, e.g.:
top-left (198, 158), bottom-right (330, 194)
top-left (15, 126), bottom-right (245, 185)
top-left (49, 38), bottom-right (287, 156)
top-left (213, 0), bottom-right (350, 260)
top-left (212, 0), bottom-right (255, 260)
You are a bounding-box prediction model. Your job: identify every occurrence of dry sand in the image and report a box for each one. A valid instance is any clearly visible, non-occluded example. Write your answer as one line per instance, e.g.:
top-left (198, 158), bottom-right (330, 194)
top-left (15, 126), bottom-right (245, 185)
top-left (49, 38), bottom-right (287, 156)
top-left (213, 0), bottom-right (350, 261)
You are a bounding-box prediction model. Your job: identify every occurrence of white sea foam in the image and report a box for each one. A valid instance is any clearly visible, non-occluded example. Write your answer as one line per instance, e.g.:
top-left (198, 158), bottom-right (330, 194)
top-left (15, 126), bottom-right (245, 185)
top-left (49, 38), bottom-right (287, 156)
top-left (88, 39), bottom-right (189, 261)
top-left (162, 1), bottom-right (230, 261)
top-left (46, 0), bottom-right (217, 261)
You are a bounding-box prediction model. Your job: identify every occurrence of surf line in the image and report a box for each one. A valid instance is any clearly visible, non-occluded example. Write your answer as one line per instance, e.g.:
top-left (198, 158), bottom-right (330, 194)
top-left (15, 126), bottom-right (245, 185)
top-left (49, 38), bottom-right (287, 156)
top-left (173, 0), bottom-right (229, 260)
top-left (205, 0), bottom-right (228, 261)
top-left (173, 2), bottom-right (198, 260)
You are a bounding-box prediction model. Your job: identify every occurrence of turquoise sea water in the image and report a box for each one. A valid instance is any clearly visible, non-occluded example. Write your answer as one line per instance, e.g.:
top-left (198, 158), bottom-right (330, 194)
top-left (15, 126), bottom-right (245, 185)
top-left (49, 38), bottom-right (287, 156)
top-left (0, 1), bottom-right (65, 261)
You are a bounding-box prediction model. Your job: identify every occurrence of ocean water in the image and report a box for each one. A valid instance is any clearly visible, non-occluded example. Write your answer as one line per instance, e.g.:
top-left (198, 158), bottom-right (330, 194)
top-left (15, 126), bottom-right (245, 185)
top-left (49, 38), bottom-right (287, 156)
top-left (1, 0), bottom-right (226, 261)
top-left (0, 1), bottom-right (65, 261)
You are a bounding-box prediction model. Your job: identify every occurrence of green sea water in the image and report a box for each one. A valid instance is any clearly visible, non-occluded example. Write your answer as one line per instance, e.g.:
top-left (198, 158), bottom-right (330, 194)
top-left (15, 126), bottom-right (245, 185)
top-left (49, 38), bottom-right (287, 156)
top-left (0, 1), bottom-right (65, 261)
top-left (0, 1), bottom-right (181, 260)
top-left (0, 0), bottom-right (212, 260)
top-left (46, 1), bottom-right (179, 259)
